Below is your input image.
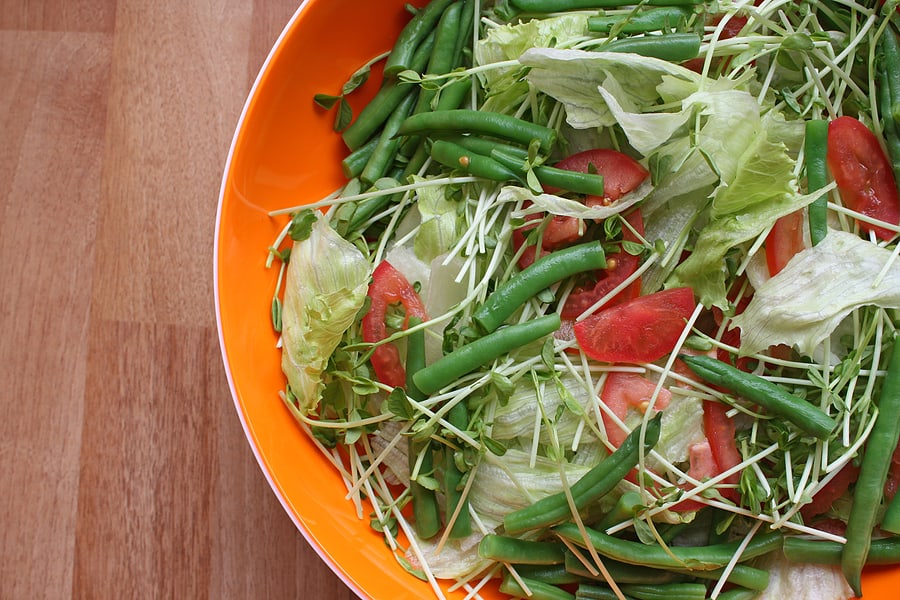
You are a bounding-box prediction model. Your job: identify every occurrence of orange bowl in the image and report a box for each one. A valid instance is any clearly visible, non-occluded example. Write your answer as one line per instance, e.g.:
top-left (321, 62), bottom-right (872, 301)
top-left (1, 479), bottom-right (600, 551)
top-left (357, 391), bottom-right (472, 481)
top-left (215, 1), bottom-right (897, 598)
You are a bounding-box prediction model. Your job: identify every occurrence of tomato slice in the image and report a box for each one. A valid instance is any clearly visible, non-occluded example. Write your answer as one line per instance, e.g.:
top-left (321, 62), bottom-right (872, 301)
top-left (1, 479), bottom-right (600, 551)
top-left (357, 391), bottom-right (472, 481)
top-left (552, 149), bottom-right (650, 206)
top-left (827, 116), bottom-right (900, 240)
top-left (561, 209), bottom-right (644, 319)
top-left (702, 400), bottom-right (742, 502)
top-left (361, 261), bottom-right (428, 388)
top-left (765, 209), bottom-right (807, 276)
top-left (600, 372), bottom-right (671, 448)
top-left (574, 287), bottom-right (697, 364)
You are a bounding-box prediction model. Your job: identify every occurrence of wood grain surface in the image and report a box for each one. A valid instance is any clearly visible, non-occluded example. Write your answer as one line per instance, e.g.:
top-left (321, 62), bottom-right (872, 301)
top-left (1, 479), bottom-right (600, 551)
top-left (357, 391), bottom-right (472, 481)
top-left (0, 2), bottom-right (355, 598)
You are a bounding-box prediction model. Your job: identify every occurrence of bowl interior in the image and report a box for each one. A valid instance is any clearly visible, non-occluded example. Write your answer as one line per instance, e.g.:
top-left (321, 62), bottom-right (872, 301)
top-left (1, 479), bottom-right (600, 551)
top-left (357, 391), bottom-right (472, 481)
top-left (215, 1), bottom-right (898, 598)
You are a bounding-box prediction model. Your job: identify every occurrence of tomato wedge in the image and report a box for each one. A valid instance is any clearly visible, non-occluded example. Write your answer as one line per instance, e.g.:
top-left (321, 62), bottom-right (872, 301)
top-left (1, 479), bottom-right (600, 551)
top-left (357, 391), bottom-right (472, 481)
top-left (827, 116), bottom-right (900, 240)
top-left (561, 209), bottom-right (644, 319)
top-left (552, 148), bottom-right (650, 207)
top-left (361, 261), bottom-right (428, 388)
top-left (574, 287), bottom-right (697, 364)
top-left (765, 209), bottom-right (807, 276)
top-left (702, 400), bottom-right (742, 502)
top-left (600, 372), bottom-right (671, 448)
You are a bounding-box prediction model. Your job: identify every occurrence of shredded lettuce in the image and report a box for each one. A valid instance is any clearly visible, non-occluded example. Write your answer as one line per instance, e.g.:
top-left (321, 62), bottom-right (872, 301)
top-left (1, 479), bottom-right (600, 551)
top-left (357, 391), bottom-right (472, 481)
top-left (280, 216), bottom-right (371, 413)
top-left (731, 231), bottom-right (900, 357)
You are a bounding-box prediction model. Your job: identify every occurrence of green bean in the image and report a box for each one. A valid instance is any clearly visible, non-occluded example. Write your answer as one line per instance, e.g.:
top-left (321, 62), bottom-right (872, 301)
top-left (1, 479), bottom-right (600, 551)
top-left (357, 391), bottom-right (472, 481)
top-left (843, 335), bottom-right (900, 595)
top-left (360, 89), bottom-right (419, 185)
top-left (342, 32), bottom-right (435, 151)
top-left (428, 139), bottom-right (523, 183)
top-left (397, 109), bottom-right (557, 151)
top-left (479, 534), bottom-right (567, 565)
top-left (712, 590), bottom-right (758, 600)
top-left (878, 31), bottom-right (900, 189)
top-left (444, 400), bottom-right (472, 538)
top-left (596, 490), bottom-right (644, 532)
top-left (554, 523), bottom-right (783, 571)
top-left (805, 119), bottom-right (829, 246)
top-left (384, 0), bottom-right (457, 78)
top-left (413, 313), bottom-right (561, 395)
top-left (503, 413), bottom-right (662, 534)
top-left (511, 0), bottom-right (701, 10)
top-left (500, 573), bottom-right (577, 600)
top-left (564, 552), bottom-right (681, 584)
top-left (784, 536), bottom-right (900, 565)
top-left (341, 136), bottom-right (380, 179)
top-left (675, 563), bottom-right (769, 591)
top-left (603, 33), bottom-right (702, 62)
top-left (515, 562), bottom-right (583, 585)
top-left (473, 241), bottom-right (607, 333)
top-left (437, 133), bottom-right (530, 162)
top-left (878, 349), bottom-right (900, 535)
top-left (587, 7), bottom-right (693, 34)
top-left (679, 354), bottom-right (837, 440)
top-left (621, 583), bottom-right (707, 600)
top-left (436, 77), bottom-right (473, 111)
top-left (574, 585), bottom-right (637, 600)
top-left (405, 317), bottom-right (441, 539)
top-left (490, 148), bottom-right (606, 197)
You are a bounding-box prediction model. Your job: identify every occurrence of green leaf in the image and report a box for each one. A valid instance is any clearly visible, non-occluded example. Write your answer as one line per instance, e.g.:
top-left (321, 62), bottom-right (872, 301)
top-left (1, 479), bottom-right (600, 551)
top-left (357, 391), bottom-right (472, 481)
top-left (387, 387), bottom-right (415, 420)
top-left (271, 297), bottom-right (283, 333)
top-left (781, 32), bottom-right (814, 52)
top-left (313, 93), bottom-right (342, 110)
top-left (482, 435), bottom-right (508, 456)
top-left (397, 70), bottom-right (422, 83)
top-left (343, 65), bottom-right (371, 95)
top-left (416, 474), bottom-right (441, 491)
top-left (334, 98), bottom-right (354, 131)
top-left (541, 337), bottom-right (556, 370)
top-left (288, 209), bottom-right (318, 241)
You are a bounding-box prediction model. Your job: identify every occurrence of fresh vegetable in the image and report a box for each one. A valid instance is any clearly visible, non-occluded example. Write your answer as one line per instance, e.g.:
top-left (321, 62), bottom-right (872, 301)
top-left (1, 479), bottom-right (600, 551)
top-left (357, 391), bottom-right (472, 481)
top-left (361, 260), bottom-right (428, 388)
top-left (267, 2), bottom-right (900, 599)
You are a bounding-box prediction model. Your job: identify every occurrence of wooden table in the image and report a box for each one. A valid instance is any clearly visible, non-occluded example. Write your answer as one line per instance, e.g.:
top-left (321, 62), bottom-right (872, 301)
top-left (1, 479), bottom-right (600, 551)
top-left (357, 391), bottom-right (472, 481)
top-left (1, 2), bottom-right (354, 597)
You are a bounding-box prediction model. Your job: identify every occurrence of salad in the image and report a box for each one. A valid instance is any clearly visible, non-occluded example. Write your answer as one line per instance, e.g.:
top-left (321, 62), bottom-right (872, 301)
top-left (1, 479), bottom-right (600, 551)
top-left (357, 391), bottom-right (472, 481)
top-left (266, 0), bottom-right (900, 599)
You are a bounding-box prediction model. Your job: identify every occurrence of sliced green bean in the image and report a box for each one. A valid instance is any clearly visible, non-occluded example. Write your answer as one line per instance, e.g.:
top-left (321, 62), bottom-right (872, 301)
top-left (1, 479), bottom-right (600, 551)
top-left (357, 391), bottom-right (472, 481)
top-left (342, 33), bottom-right (435, 150)
top-left (397, 109), bottom-right (557, 151)
top-left (554, 524), bottom-right (783, 571)
top-left (713, 590), bottom-right (758, 600)
top-left (405, 317), bottom-right (440, 539)
top-left (444, 400), bottom-right (472, 538)
top-left (503, 413), bottom-right (662, 534)
top-left (384, 0), bottom-right (457, 77)
top-left (679, 354), bottom-right (837, 440)
top-left (473, 241), bottom-right (607, 333)
top-left (360, 89), bottom-right (419, 184)
top-left (878, 31), bottom-right (900, 190)
top-left (675, 563), bottom-right (769, 591)
top-left (843, 335), bottom-right (900, 595)
top-left (805, 119), bottom-right (829, 246)
top-left (412, 313), bottom-right (561, 395)
top-left (341, 136), bottom-right (380, 179)
top-left (429, 139), bottom-right (523, 183)
top-left (564, 552), bottom-right (681, 584)
top-left (784, 536), bottom-right (900, 565)
top-left (511, 0), bottom-right (701, 10)
top-left (621, 583), bottom-right (707, 600)
top-left (574, 585), bottom-right (637, 600)
top-left (479, 534), bottom-right (567, 565)
top-left (587, 7), bottom-right (693, 34)
top-left (597, 490), bottom-right (644, 532)
top-left (515, 562), bottom-right (583, 585)
top-left (500, 573), bottom-right (577, 600)
top-left (493, 148), bottom-right (605, 196)
top-left (603, 33), bottom-right (702, 62)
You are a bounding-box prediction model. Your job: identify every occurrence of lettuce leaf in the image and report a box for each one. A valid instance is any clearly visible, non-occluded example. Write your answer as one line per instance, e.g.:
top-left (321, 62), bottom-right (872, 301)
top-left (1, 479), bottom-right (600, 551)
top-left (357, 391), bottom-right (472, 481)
top-left (731, 231), bottom-right (900, 357)
top-left (281, 216), bottom-right (371, 413)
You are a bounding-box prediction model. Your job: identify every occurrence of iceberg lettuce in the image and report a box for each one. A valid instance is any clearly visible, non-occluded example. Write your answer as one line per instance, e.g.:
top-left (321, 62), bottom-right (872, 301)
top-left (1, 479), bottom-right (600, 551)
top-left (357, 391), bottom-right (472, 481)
top-left (731, 231), bottom-right (900, 357)
top-left (280, 216), bottom-right (371, 413)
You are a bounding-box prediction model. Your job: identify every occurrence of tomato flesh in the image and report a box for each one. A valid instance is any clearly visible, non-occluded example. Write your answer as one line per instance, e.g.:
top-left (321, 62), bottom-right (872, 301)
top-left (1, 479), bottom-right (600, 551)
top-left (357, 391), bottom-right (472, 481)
top-left (553, 148), bottom-right (650, 206)
top-left (361, 261), bottom-right (428, 388)
top-left (600, 372), bottom-right (671, 448)
top-left (574, 287), bottom-right (697, 364)
top-left (561, 209), bottom-right (644, 319)
top-left (765, 209), bottom-right (807, 276)
top-left (827, 116), bottom-right (900, 240)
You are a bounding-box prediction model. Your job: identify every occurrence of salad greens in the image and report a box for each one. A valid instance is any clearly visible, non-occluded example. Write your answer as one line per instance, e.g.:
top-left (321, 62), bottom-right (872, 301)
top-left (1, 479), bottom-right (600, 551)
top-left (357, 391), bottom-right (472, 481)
top-left (269, 1), bottom-right (900, 599)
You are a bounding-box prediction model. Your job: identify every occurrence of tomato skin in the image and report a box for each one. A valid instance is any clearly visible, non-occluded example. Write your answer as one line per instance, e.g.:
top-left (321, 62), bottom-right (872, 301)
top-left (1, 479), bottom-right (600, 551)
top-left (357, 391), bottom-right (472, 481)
top-left (574, 287), bottom-right (697, 364)
top-left (702, 400), bottom-right (742, 502)
top-left (561, 210), bottom-right (644, 319)
top-left (765, 209), bottom-right (807, 276)
top-left (827, 116), bottom-right (900, 240)
top-left (361, 261), bottom-right (428, 388)
top-left (553, 149), bottom-right (649, 206)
